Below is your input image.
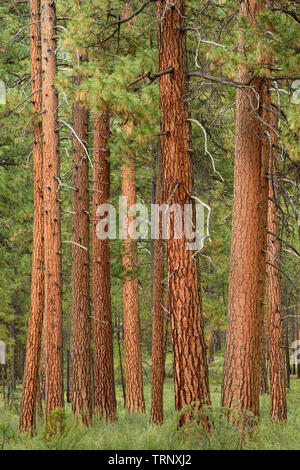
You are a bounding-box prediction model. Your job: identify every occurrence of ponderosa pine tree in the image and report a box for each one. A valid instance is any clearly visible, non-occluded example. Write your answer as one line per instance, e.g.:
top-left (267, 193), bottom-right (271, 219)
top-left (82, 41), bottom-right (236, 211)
top-left (70, 51), bottom-right (92, 425)
top-left (221, 0), bottom-right (269, 423)
top-left (265, 89), bottom-right (287, 421)
top-left (19, 0), bottom-right (44, 434)
top-left (157, 0), bottom-right (210, 428)
top-left (121, 2), bottom-right (145, 415)
top-left (121, 148), bottom-right (145, 414)
top-left (92, 112), bottom-right (116, 422)
top-left (150, 149), bottom-right (165, 425)
top-left (41, 0), bottom-right (64, 425)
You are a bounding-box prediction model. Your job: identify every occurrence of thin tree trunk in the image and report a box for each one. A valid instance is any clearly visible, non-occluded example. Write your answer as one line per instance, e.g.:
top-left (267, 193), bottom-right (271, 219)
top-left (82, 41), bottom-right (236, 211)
top-left (265, 97), bottom-right (287, 420)
top-left (92, 112), bottom-right (116, 422)
top-left (260, 327), bottom-right (269, 395)
top-left (284, 318), bottom-right (291, 389)
top-left (297, 317), bottom-right (300, 379)
top-left (208, 330), bottom-right (215, 364)
top-left (150, 147), bottom-right (165, 425)
top-left (157, 0), bottom-right (210, 428)
top-left (120, 0), bottom-right (145, 416)
top-left (222, 0), bottom-right (269, 424)
top-left (41, 0), bottom-right (64, 425)
top-left (19, 0), bottom-right (44, 434)
top-left (122, 153), bottom-right (145, 414)
top-left (70, 52), bottom-right (92, 425)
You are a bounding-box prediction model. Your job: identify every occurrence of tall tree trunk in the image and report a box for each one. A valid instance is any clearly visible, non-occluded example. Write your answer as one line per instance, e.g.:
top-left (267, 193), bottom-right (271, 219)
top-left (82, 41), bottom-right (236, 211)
top-left (121, 0), bottom-right (145, 416)
top-left (265, 97), bottom-right (287, 421)
top-left (150, 148), bottom-right (165, 425)
top-left (157, 0), bottom-right (210, 428)
top-left (122, 152), bottom-right (145, 414)
top-left (70, 52), bottom-right (92, 425)
top-left (222, 0), bottom-right (269, 424)
top-left (41, 0), bottom-right (64, 424)
top-left (92, 112), bottom-right (116, 422)
top-left (19, 0), bottom-right (44, 434)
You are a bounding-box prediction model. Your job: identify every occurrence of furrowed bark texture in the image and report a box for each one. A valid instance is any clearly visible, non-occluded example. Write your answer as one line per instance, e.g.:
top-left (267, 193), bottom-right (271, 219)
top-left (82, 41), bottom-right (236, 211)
top-left (92, 113), bottom-right (116, 422)
top-left (41, 0), bottom-right (64, 421)
top-left (20, 0), bottom-right (44, 434)
top-left (122, 155), bottom-right (145, 413)
top-left (70, 54), bottom-right (92, 425)
top-left (222, 0), bottom-right (269, 423)
top-left (150, 149), bottom-right (165, 425)
top-left (157, 0), bottom-right (210, 428)
top-left (265, 98), bottom-right (287, 421)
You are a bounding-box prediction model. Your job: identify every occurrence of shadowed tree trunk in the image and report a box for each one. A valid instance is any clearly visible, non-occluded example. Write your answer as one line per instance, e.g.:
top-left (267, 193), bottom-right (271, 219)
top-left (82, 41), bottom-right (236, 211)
top-left (260, 326), bottom-right (269, 395)
top-left (150, 148), bottom-right (165, 425)
top-left (222, 0), bottom-right (269, 424)
top-left (70, 51), bottom-right (92, 425)
top-left (41, 0), bottom-right (64, 424)
top-left (19, 0), bottom-right (44, 434)
top-left (284, 318), bottom-right (291, 389)
top-left (157, 0), bottom-right (210, 428)
top-left (208, 330), bottom-right (215, 364)
top-left (265, 95), bottom-right (287, 421)
top-left (92, 112), bottom-right (116, 422)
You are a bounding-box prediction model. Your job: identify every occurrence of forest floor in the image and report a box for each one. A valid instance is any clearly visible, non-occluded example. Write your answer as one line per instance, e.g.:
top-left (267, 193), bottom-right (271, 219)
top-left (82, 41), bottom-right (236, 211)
top-left (1, 354), bottom-right (300, 450)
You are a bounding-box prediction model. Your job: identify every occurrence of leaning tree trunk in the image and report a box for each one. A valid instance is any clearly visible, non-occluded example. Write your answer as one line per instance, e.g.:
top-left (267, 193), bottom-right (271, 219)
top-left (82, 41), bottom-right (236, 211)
top-left (92, 112), bottom-right (116, 422)
top-left (150, 148), bottom-right (165, 425)
top-left (222, 0), bottom-right (269, 424)
top-left (41, 0), bottom-right (64, 425)
top-left (19, 0), bottom-right (44, 434)
top-left (157, 0), bottom-right (210, 428)
top-left (265, 94), bottom-right (287, 421)
top-left (70, 52), bottom-right (92, 426)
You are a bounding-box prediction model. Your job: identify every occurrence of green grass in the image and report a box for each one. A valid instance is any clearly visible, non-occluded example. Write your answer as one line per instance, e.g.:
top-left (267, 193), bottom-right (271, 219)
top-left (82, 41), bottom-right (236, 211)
top-left (1, 354), bottom-right (299, 450)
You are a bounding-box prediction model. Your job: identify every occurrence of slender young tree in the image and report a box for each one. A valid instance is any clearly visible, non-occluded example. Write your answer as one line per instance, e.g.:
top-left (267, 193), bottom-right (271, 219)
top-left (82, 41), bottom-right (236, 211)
top-left (92, 112), bottom-right (116, 422)
top-left (121, 149), bottom-right (145, 414)
top-left (70, 51), bottom-right (92, 425)
top-left (222, 0), bottom-right (269, 423)
top-left (41, 0), bottom-right (64, 423)
top-left (259, 326), bottom-right (269, 395)
top-left (19, 0), bottom-right (44, 434)
top-left (157, 0), bottom-right (210, 428)
top-left (265, 94), bottom-right (287, 421)
top-left (208, 330), bottom-right (215, 364)
top-left (121, 2), bottom-right (145, 414)
top-left (150, 149), bottom-right (165, 425)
